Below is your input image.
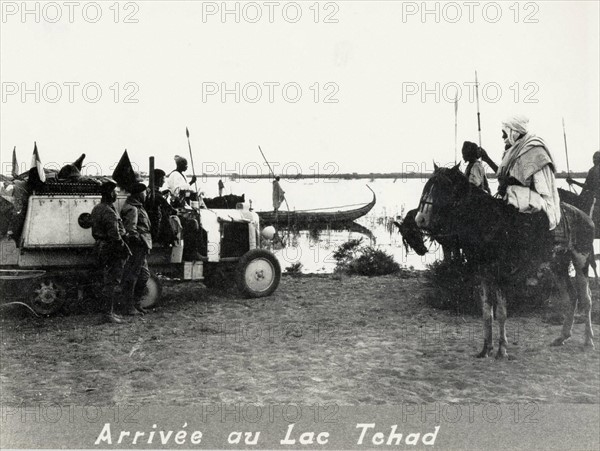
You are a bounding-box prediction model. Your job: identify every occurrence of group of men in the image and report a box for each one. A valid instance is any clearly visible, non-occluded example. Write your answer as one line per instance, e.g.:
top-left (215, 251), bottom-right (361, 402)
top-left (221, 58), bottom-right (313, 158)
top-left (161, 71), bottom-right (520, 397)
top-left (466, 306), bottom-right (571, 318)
top-left (461, 114), bottom-right (599, 235)
top-left (90, 156), bottom-right (197, 323)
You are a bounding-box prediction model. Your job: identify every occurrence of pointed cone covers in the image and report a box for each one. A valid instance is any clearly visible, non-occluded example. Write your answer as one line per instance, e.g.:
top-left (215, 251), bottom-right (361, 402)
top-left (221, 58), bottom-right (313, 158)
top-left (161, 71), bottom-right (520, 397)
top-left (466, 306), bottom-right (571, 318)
top-left (57, 153), bottom-right (86, 180)
top-left (73, 153), bottom-right (86, 170)
top-left (11, 147), bottom-right (18, 178)
top-left (112, 150), bottom-right (137, 190)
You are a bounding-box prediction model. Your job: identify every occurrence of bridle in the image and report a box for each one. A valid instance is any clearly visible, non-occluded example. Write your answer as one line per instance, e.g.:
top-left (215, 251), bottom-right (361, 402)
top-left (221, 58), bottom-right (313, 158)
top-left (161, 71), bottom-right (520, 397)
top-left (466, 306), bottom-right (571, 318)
top-left (417, 171), bottom-right (461, 232)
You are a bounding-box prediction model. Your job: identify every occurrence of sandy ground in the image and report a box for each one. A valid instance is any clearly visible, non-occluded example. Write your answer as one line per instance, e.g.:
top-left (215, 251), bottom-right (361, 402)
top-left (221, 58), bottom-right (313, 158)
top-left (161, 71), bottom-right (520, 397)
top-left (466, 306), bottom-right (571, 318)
top-left (1, 273), bottom-right (599, 406)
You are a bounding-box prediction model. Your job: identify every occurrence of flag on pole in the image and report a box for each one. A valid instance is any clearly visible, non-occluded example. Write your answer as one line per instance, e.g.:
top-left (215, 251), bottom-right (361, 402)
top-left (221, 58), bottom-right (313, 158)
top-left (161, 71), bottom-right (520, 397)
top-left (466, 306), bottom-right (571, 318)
top-left (11, 147), bottom-right (19, 178)
top-left (29, 142), bottom-right (46, 184)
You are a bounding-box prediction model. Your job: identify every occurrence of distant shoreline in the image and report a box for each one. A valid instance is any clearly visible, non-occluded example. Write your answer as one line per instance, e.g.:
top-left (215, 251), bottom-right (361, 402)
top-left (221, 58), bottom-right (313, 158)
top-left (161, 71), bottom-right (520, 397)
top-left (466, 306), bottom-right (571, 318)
top-left (195, 172), bottom-right (587, 180)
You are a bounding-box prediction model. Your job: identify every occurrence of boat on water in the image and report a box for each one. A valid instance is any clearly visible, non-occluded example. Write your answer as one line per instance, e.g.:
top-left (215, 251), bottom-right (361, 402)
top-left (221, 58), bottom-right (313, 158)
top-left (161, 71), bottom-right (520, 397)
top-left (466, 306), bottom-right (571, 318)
top-left (258, 186), bottom-right (376, 227)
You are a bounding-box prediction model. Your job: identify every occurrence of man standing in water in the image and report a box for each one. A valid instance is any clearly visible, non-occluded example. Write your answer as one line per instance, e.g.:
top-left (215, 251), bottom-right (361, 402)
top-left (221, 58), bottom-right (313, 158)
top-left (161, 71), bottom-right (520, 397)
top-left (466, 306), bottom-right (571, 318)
top-left (272, 176), bottom-right (285, 212)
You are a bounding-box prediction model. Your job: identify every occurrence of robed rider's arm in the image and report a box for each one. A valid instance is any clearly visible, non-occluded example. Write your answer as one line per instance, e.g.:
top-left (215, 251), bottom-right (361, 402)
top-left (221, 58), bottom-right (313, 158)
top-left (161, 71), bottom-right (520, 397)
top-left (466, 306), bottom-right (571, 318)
top-left (532, 166), bottom-right (561, 230)
top-left (479, 148), bottom-right (498, 173)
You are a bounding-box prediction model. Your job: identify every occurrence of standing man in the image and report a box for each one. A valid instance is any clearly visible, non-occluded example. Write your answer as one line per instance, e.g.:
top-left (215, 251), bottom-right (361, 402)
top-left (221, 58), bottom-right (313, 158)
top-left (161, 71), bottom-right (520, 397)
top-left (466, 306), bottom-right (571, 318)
top-left (91, 179), bottom-right (129, 324)
top-left (272, 176), bottom-right (285, 212)
top-left (166, 155), bottom-right (197, 206)
top-left (121, 181), bottom-right (152, 315)
top-left (496, 114), bottom-right (561, 230)
top-left (218, 179), bottom-right (225, 197)
top-left (146, 169), bottom-right (177, 245)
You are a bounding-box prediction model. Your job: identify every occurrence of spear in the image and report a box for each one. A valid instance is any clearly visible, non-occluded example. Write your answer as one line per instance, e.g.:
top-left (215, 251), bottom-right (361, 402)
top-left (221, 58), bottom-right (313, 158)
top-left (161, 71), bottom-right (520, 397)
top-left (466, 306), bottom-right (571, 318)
top-left (562, 117), bottom-right (571, 175)
top-left (11, 146), bottom-right (18, 178)
top-left (562, 117), bottom-right (575, 192)
top-left (185, 127), bottom-right (199, 194)
top-left (454, 93), bottom-right (458, 165)
top-left (475, 70), bottom-right (482, 150)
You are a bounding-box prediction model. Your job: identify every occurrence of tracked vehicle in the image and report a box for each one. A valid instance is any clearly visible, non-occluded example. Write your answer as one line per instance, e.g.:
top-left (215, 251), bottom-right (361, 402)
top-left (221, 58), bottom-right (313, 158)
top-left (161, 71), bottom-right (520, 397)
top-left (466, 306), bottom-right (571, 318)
top-left (0, 173), bottom-right (281, 315)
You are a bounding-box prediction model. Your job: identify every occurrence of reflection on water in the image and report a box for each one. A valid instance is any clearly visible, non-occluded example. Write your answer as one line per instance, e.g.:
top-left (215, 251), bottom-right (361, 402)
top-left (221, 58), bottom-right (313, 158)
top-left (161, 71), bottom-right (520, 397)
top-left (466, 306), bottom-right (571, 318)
top-left (262, 216), bottom-right (444, 274)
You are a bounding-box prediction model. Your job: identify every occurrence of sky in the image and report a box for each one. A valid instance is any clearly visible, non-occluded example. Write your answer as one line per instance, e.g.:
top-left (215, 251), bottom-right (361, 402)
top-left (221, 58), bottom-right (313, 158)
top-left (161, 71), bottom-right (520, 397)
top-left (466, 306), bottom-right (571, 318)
top-left (1, 1), bottom-right (599, 178)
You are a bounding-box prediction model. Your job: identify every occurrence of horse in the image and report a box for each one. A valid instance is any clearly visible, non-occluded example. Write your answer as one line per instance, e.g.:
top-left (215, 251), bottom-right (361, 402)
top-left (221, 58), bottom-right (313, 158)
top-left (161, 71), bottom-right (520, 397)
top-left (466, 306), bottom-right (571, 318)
top-left (558, 187), bottom-right (599, 239)
top-left (414, 164), bottom-right (595, 358)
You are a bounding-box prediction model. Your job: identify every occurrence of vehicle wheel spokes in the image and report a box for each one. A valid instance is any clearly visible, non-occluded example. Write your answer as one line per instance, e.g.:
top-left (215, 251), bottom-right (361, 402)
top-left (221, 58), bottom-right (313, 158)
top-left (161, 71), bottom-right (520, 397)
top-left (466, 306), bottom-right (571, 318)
top-left (31, 280), bottom-right (65, 315)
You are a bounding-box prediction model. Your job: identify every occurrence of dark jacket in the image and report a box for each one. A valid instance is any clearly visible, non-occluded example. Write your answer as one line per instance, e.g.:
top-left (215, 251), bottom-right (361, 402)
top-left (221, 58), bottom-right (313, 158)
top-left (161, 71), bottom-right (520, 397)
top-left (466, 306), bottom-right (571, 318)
top-left (145, 189), bottom-right (177, 244)
top-left (583, 165), bottom-right (600, 198)
top-left (91, 202), bottom-right (125, 243)
top-left (121, 198), bottom-right (153, 250)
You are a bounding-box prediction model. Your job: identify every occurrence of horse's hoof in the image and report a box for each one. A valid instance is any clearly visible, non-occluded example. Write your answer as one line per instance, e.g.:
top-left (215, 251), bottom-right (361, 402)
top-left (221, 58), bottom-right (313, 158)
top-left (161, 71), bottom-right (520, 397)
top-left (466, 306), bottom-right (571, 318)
top-left (495, 350), bottom-right (508, 360)
top-left (476, 348), bottom-right (493, 358)
top-left (551, 337), bottom-right (569, 347)
top-left (584, 339), bottom-right (595, 349)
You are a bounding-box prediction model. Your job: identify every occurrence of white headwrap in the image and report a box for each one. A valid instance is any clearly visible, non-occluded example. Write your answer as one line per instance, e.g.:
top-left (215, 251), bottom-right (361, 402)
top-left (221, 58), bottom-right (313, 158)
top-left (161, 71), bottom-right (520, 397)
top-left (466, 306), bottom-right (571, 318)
top-left (502, 114), bottom-right (529, 146)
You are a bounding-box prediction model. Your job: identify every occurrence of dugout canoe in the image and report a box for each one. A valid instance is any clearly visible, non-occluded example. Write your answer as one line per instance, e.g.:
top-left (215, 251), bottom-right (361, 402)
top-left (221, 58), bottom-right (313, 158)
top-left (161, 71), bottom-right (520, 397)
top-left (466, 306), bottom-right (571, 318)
top-left (258, 186), bottom-right (376, 227)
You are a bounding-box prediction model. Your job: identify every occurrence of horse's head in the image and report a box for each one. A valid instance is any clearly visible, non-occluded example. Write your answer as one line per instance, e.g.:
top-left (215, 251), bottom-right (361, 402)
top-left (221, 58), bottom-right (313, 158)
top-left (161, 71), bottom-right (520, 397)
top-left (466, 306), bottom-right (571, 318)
top-left (395, 209), bottom-right (429, 255)
top-left (415, 163), bottom-right (469, 231)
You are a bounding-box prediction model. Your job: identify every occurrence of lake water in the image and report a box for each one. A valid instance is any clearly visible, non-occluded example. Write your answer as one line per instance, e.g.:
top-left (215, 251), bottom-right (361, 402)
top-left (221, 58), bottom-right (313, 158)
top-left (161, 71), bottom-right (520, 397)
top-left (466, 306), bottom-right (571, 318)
top-left (201, 176), bottom-right (582, 273)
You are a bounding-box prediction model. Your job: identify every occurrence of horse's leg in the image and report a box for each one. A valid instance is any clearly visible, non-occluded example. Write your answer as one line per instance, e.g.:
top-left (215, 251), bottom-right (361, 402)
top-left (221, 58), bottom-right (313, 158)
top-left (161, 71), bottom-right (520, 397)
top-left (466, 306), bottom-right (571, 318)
top-left (574, 257), bottom-right (595, 348)
top-left (442, 245), bottom-right (452, 262)
top-left (476, 278), bottom-right (494, 358)
top-left (494, 286), bottom-right (509, 359)
top-left (551, 259), bottom-right (577, 346)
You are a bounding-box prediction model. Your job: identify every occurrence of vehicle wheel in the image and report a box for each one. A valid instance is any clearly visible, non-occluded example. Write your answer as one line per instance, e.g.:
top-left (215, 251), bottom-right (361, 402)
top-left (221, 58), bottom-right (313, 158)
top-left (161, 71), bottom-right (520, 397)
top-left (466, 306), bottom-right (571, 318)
top-left (30, 279), bottom-right (66, 316)
top-left (235, 249), bottom-right (281, 298)
top-left (138, 272), bottom-right (162, 309)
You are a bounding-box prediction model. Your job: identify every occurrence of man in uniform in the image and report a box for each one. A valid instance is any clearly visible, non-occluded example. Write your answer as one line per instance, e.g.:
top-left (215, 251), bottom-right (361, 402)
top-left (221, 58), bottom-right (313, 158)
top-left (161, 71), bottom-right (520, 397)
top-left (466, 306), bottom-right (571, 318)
top-left (121, 181), bottom-right (152, 315)
top-left (90, 179), bottom-right (129, 324)
top-left (146, 169), bottom-right (177, 245)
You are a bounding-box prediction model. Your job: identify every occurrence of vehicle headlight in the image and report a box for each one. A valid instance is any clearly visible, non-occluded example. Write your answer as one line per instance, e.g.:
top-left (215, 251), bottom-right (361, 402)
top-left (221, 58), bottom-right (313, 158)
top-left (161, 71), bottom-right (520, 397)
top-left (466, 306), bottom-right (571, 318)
top-left (261, 226), bottom-right (276, 240)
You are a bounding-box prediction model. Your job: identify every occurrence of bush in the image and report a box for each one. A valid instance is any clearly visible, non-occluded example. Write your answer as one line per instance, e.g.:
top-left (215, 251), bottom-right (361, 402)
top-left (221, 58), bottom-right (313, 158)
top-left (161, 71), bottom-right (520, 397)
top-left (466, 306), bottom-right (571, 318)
top-left (332, 238), bottom-right (364, 272)
top-left (285, 262), bottom-right (303, 275)
top-left (348, 247), bottom-right (401, 276)
top-left (333, 239), bottom-right (400, 276)
top-left (424, 260), bottom-right (479, 314)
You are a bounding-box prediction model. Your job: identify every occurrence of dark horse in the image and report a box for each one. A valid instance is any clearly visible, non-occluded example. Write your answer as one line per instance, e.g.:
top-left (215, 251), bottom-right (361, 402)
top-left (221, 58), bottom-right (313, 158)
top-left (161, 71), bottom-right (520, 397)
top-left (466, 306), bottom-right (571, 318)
top-left (558, 187), bottom-right (599, 239)
top-left (415, 164), bottom-right (595, 358)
